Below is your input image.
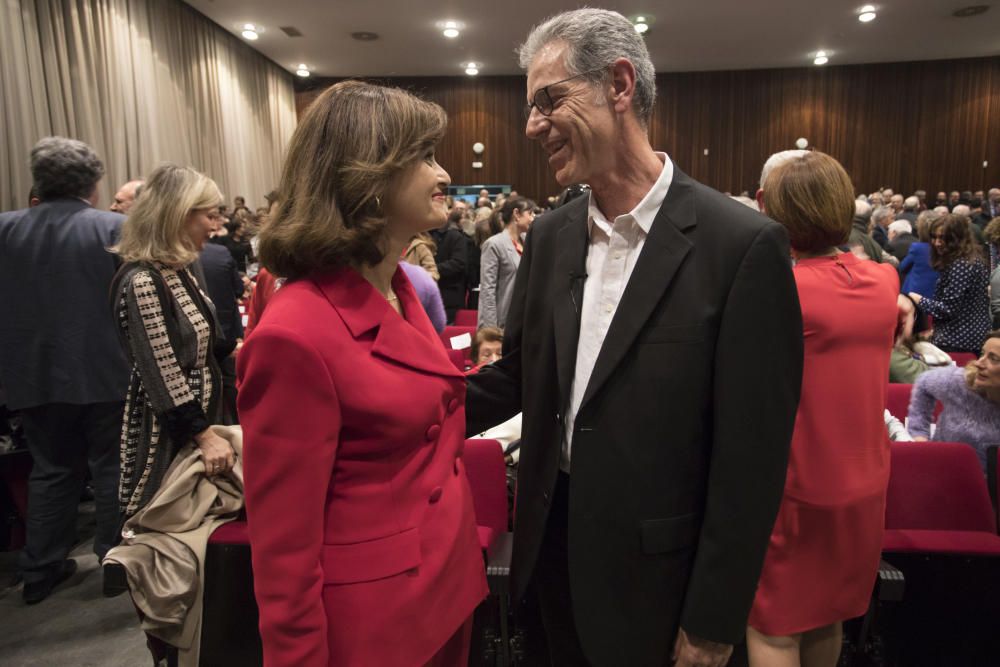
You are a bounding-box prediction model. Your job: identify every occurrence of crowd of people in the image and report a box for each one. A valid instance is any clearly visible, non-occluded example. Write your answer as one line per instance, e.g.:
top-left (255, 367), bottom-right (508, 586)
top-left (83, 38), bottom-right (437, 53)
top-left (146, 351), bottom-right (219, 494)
top-left (1, 7), bottom-right (999, 667)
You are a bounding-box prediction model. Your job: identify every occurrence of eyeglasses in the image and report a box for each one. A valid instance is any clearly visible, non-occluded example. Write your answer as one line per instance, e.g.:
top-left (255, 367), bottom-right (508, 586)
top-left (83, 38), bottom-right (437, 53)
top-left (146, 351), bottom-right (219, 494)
top-left (524, 67), bottom-right (607, 120)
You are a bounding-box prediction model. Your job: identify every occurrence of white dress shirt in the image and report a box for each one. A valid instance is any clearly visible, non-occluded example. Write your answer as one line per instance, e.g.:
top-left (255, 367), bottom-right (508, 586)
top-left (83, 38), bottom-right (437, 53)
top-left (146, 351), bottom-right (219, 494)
top-left (561, 153), bottom-right (674, 472)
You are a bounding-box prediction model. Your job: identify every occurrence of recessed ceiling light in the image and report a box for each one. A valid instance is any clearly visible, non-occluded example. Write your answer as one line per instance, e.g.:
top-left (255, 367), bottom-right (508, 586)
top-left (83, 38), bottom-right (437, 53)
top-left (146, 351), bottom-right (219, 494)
top-left (814, 51), bottom-right (829, 65)
top-left (465, 63), bottom-right (479, 76)
top-left (296, 68), bottom-right (310, 78)
top-left (858, 5), bottom-right (877, 22)
top-left (242, 30), bottom-right (259, 40)
top-left (243, 23), bottom-right (256, 31)
top-left (631, 14), bottom-right (652, 35)
top-left (634, 22), bottom-right (649, 34)
top-left (443, 28), bottom-right (460, 38)
top-left (240, 23), bottom-right (261, 40)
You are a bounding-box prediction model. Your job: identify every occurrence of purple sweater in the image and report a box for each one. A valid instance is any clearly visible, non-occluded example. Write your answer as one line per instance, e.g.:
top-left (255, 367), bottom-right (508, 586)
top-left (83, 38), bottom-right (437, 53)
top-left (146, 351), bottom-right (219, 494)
top-left (399, 261), bottom-right (446, 333)
top-left (908, 365), bottom-right (1000, 470)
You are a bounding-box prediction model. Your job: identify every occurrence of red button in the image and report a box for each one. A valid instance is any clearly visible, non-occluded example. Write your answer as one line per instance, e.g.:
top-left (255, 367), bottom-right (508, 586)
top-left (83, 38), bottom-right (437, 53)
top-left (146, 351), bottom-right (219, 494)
top-left (448, 399), bottom-right (459, 413)
top-left (429, 487), bottom-right (443, 503)
top-left (425, 425), bottom-right (441, 441)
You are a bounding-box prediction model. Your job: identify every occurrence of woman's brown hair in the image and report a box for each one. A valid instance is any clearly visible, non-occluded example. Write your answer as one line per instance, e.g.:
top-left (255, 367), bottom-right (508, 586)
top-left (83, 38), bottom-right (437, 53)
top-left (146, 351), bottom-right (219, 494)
top-left (762, 151), bottom-right (854, 254)
top-left (259, 81), bottom-right (447, 279)
top-left (928, 214), bottom-right (983, 271)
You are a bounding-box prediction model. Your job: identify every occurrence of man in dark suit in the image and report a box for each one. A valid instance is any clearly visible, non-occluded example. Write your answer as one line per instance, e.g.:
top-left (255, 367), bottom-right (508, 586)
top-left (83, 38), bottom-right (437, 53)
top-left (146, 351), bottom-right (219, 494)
top-left (887, 219), bottom-right (918, 263)
top-left (198, 232), bottom-right (244, 424)
top-left (465, 9), bottom-right (803, 667)
top-left (0, 137), bottom-right (129, 603)
top-left (430, 209), bottom-right (470, 322)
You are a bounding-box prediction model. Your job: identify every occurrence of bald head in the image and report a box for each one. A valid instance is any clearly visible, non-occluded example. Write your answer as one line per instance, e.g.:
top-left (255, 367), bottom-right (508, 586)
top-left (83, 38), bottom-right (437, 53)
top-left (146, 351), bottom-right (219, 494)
top-left (110, 179), bottom-right (144, 214)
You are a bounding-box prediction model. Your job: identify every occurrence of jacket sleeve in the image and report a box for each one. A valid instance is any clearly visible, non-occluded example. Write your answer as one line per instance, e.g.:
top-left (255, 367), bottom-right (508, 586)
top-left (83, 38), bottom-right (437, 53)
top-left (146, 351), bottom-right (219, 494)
top-left (237, 325), bottom-right (339, 667)
top-left (477, 240), bottom-right (501, 328)
top-left (418, 244), bottom-right (440, 281)
top-left (465, 228), bottom-right (533, 436)
top-left (679, 222), bottom-right (804, 645)
top-left (917, 263), bottom-right (967, 320)
top-left (121, 270), bottom-right (210, 444)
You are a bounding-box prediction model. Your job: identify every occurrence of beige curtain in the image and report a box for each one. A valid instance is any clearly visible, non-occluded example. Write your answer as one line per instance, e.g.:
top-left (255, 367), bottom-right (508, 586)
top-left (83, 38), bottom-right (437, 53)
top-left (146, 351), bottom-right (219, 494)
top-left (0, 0), bottom-right (297, 212)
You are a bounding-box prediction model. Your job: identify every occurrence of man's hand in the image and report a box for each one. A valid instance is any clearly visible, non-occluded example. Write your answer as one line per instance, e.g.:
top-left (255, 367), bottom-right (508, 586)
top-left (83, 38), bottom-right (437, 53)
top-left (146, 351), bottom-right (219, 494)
top-left (672, 628), bottom-right (732, 667)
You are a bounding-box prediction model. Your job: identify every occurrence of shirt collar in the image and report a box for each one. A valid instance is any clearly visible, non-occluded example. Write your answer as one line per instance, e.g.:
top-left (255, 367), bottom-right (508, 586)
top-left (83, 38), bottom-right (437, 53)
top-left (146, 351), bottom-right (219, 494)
top-left (587, 152), bottom-right (674, 238)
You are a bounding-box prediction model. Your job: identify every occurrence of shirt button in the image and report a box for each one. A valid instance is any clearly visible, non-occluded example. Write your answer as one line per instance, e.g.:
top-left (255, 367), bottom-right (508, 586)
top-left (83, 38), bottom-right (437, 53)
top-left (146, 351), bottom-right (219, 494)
top-left (425, 425), bottom-right (441, 441)
top-left (448, 399), bottom-right (459, 413)
top-left (429, 487), bottom-right (443, 503)
top-left (615, 253), bottom-right (622, 260)
top-left (605, 305), bottom-right (613, 313)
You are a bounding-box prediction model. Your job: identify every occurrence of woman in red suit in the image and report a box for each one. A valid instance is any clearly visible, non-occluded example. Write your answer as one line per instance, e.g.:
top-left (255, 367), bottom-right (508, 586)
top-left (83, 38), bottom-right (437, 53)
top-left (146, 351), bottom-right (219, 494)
top-left (236, 81), bottom-right (487, 666)
top-left (747, 151), bottom-right (898, 666)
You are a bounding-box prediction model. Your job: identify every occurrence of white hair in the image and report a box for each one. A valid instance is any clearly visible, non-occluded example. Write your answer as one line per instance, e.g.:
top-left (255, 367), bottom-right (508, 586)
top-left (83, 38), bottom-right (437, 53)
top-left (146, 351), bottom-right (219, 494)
top-left (872, 205), bottom-right (894, 225)
top-left (904, 196), bottom-right (919, 210)
top-left (518, 8), bottom-right (657, 123)
top-left (933, 205), bottom-right (950, 214)
top-left (952, 204), bottom-right (971, 218)
top-left (888, 220), bottom-right (912, 236)
top-left (855, 199), bottom-right (873, 220)
top-left (759, 149), bottom-right (809, 190)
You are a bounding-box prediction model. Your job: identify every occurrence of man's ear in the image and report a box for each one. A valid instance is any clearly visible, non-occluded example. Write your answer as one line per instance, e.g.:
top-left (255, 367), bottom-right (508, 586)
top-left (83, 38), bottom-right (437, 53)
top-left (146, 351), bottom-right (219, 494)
top-left (609, 58), bottom-right (636, 114)
top-left (755, 189), bottom-right (765, 212)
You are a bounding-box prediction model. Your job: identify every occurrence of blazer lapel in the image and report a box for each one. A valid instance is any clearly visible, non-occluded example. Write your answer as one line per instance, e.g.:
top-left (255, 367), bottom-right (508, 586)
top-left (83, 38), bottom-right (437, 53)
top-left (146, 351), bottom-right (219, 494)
top-left (313, 267), bottom-right (463, 380)
top-left (552, 198), bottom-right (591, 409)
top-left (579, 170), bottom-right (697, 411)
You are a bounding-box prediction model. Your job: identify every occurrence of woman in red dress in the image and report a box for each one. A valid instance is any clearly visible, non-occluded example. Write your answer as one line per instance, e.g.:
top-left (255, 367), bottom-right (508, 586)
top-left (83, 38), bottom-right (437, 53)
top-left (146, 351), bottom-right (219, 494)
top-left (748, 151), bottom-right (898, 666)
top-left (237, 81), bottom-right (487, 666)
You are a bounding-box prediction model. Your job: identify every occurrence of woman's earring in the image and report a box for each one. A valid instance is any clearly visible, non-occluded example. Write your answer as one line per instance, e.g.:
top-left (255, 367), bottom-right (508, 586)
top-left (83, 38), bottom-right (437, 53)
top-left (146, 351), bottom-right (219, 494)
top-left (374, 195), bottom-right (382, 213)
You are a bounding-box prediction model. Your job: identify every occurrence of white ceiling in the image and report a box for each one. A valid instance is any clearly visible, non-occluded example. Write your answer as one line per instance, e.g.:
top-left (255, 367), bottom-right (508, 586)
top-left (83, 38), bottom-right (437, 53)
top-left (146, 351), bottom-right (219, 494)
top-left (183, 1), bottom-right (1000, 77)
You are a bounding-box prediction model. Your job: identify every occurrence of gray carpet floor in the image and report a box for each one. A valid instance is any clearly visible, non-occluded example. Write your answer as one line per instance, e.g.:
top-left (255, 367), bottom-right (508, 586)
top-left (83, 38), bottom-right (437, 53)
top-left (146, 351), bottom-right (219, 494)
top-left (0, 502), bottom-right (150, 666)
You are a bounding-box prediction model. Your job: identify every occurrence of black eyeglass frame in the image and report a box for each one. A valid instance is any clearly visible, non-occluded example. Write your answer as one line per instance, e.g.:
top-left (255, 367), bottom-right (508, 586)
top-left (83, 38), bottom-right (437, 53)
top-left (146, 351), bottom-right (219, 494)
top-left (524, 67), bottom-right (609, 120)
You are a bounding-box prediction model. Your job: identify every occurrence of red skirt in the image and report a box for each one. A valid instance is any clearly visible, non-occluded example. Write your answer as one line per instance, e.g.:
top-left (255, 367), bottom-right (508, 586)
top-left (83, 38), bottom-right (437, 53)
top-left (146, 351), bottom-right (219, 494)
top-left (748, 490), bottom-right (886, 636)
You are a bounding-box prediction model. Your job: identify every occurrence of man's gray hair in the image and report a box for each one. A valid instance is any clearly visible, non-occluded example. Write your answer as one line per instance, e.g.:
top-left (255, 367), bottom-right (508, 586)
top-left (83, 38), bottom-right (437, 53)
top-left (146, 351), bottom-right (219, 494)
top-left (952, 204), bottom-right (971, 218)
top-left (30, 136), bottom-right (105, 200)
top-left (904, 196), bottom-right (919, 210)
top-left (888, 219), bottom-right (912, 236)
top-left (759, 150), bottom-right (809, 190)
top-left (872, 205), bottom-right (894, 225)
top-left (517, 8), bottom-right (657, 123)
top-left (854, 199), bottom-right (873, 222)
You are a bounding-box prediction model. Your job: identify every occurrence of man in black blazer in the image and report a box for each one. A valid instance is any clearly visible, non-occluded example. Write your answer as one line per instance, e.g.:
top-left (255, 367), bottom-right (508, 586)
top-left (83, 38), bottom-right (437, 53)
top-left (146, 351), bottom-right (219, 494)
top-left (430, 209), bottom-right (471, 322)
top-left (466, 9), bottom-right (803, 666)
top-left (0, 137), bottom-right (129, 603)
top-left (198, 238), bottom-right (244, 424)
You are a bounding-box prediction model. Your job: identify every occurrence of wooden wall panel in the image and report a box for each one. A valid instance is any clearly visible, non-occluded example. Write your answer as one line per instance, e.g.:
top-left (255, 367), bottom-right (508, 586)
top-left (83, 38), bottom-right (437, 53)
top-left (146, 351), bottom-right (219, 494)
top-left (296, 56), bottom-right (1000, 202)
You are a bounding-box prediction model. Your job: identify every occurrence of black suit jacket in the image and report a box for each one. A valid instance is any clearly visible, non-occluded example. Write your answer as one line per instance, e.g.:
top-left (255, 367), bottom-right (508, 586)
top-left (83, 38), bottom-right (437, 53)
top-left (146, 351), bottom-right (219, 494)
top-left (0, 199), bottom-right (129, 409)
top-left (466, 168), bottom-right (803, 666)
top-left (430, 224), bottom-right (470, 312)
top-left (888, 232), bottom-right (918, 263)
top-left (198, 243), bottom-right (244, 346)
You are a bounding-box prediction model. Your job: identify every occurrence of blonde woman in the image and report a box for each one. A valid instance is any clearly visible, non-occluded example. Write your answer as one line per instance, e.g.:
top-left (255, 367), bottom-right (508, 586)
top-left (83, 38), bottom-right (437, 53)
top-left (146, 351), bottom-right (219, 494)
top-left (110, 164), bottom-right (234, 531)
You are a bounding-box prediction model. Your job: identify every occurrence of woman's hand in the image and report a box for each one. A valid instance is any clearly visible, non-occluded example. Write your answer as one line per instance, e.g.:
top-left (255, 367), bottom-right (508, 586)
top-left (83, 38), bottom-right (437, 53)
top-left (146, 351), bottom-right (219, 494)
top-left (194, 428), bottom-right (235, 476)
top-left (913, 436), bottom-right (929, 442)
top-left (908, 292), bottom-right (923, 304)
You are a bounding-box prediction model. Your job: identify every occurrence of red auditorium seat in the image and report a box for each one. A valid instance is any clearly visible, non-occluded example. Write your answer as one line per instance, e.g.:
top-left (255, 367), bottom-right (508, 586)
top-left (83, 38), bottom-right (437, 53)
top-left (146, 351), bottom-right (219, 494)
top-left (883, 441), bottom-right (1000, 555)
top-left (453, 309), bottom-right (478, 327)
top-left (948, 351), bottom-right (978, 367)
top-left (884, 383), bottom-right (942, 422)
top-left (439, 325), bottom-right (476, 351)
top-left (446, 348), bottom-right (469, 372)
top-left (462, 438), bottom-right (513, 665)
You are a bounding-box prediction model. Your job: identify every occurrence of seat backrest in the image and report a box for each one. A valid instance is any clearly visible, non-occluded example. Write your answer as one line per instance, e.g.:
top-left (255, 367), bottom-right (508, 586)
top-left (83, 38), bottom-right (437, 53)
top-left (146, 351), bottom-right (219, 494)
top-left (885, 384), bottom-right (912, 421)
top-left (440, 326), bottom-right (476, 350)
top-left (949, 352), bottom-right (979, 368)
top-left (446, 348), bottom-right (468, 371)
top-left (462, 438), bottom-right (507, 537)
top-left (453, 309), bottom-right (477, 327)
top-left (886, 441), bottom-right (996, 533)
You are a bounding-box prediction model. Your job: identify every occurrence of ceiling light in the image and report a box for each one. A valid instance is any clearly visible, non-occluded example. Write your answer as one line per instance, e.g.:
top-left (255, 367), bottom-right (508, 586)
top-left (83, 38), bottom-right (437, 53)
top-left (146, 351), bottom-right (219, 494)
top-left (634, 22), bottom-right (649, 34)
top-left (242, 30), bottom-right (259, 40)
top-left (631, 15), bottom-right (652, 35)
top-left (858, 5), bottom-right (877, 22)
top-left (814, 51), bottom-right (829, 65)
top-left (241, 23), bottom-right (260, 40)
top-left (465, 63), bottom-right (479, 76)
top-left (443, 28), bottom-right (460, 38)
top-left (296, 64), bottom-right (310, 77)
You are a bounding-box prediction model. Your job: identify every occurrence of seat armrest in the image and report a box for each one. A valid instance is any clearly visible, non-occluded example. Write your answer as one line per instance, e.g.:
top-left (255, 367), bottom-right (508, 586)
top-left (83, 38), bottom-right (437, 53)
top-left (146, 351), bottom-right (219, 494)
top-left (486, 531), bottom-right (513, 595)
top-left (876, 559), bottom-right (905, 602)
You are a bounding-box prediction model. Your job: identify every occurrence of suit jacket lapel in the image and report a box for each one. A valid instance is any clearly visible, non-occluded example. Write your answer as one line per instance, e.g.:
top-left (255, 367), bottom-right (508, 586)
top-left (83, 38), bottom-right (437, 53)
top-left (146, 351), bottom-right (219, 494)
top-left (314, 266), bottom-right (463, 380)
top-left (579, 170), bottom-right (697, 411)
top-left (552, 198), bottom-right (591, 409)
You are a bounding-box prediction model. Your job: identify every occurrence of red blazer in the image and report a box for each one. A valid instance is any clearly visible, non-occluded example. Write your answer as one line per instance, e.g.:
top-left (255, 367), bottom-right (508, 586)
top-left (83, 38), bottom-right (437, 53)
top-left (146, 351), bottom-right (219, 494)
top-left (237, 266), bottom-right (487, 666)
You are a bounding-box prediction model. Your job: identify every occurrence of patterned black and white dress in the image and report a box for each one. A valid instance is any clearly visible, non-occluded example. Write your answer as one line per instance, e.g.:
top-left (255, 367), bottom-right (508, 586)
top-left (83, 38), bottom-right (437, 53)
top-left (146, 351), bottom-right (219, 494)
top-left (112, 262), bottom-right (221, 521)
